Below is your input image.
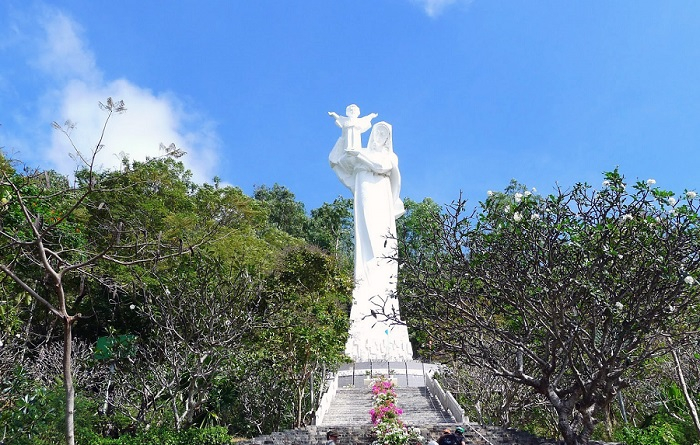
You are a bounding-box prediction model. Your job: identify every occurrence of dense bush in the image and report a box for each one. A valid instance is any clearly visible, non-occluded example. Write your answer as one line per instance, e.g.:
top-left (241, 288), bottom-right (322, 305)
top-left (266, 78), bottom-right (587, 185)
top-left (76, 426), bottom-right (233, 445)
top-left (0, 379), bottom-right (97, 445)
top-left (615, 418), bottom-right (691, 445)
top-left (614, 383), bottom-right (700, 445)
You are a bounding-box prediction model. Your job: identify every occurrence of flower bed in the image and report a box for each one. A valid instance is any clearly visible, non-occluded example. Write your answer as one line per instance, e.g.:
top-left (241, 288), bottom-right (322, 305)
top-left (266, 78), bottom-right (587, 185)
top-left (368, 375), bottom-right (422, 445)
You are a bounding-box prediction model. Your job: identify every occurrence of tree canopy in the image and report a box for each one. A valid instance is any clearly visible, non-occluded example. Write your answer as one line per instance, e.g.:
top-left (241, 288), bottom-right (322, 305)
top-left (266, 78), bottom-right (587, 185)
top-left (395, 170), bottom-right (700, 445)
top-left (0, 101), bottom-right (354, 445)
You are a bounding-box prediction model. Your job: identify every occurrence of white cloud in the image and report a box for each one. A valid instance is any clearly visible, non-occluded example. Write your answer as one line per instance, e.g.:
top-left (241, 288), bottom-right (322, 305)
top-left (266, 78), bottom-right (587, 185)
top-left (10, 6), bottom-right (220, 184)
top-left (412, 0), bottom-right (473, 17)
top-left (48, 79), bottom-right (220, 182)
top-left (33, 12), bottom-right (99, 84)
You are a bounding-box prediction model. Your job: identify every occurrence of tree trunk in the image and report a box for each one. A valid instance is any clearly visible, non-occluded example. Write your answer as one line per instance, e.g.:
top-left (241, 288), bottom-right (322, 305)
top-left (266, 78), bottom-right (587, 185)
top-left (671, 347), bottom-right (700, 440)
top-left (64, 316), bottom-right (76, 445)
top-left (578, 403), bottom-right (595, 444)
top-left (296, 386), bottom-right (305, 427)
top-left (556, 409), bottom-right (580, 445)
top-left (547, 389), bottom-right (583, 445)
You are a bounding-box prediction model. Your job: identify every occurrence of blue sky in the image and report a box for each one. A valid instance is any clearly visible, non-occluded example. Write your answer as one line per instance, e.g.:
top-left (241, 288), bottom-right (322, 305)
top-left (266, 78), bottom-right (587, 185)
top-left (2, 1), bottom-right (700, 211)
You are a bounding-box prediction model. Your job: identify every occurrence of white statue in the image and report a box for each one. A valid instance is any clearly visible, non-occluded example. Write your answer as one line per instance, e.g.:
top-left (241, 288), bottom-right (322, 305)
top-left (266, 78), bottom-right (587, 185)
top-left (328, 105), bottom-right (413, 362)
top-left (328, 104), bottom-right (377, 153)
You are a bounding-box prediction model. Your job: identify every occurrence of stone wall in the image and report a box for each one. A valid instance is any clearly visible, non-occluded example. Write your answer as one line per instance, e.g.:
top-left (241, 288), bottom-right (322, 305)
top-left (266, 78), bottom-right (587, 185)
top-left (240, 424), bottom-right (623, 445)
top-left (240, 424), bottom-right (560, 445)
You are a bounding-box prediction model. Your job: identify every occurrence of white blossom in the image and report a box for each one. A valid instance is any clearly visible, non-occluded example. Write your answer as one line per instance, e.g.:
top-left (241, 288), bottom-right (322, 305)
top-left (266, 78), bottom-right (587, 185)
top-left (532, 187), bottom-right (537, 193)
top-left (668, 305), bottom-right (676, 313)
top-left (602, 180), bottom-right (611, 187)
top-left (686, 191), bottom-right (697, 199)
top-left (524, 190), bottom-right (532, 197)
top-left (129, 304), bottom-right (136, 310)
top-left (668, 197), bottom-right (677, 206)
top-left (0, 339), bottom-right (3, 348)
top-left (614, 302), bottom-right (624, 310)
top-left (530, 213), bottom-right (540, 221)
top-left (646, 179), bottom-right (656, 185)
top-left (487, 190), bottom-right (494, 197)
top-left (513, 212), bottom-right (523, 222)
top-left (514, 192), bottom-right (523, 203)
top-left (684, 276), bottom-right (695, 285)
top-left (621, 214), bottom-right (633, 221)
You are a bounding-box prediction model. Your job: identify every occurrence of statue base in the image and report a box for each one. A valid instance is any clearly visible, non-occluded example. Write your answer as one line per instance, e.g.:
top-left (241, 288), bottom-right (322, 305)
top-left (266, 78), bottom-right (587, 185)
top-left (344, 287), bottom-right (413, 362)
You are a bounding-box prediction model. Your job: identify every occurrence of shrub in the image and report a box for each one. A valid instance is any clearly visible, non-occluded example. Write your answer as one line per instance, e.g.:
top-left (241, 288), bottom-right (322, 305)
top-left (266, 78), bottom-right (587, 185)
top-left (76, 426), bottom-right (232, 445)
top-left (181, 426), bottom-right (232, 445)
top-left (615, 416), bottom-right (694, 445)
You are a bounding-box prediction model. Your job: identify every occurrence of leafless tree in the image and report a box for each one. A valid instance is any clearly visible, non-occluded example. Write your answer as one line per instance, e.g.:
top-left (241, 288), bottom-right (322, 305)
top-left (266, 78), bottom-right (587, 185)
top-left (0, 99), bottom-right (214, 445)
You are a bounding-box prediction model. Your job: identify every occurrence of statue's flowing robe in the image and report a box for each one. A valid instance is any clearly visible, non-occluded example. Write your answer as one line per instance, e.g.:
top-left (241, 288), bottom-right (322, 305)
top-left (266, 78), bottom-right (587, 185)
top-left (329, 122), bottom-right (413, 361)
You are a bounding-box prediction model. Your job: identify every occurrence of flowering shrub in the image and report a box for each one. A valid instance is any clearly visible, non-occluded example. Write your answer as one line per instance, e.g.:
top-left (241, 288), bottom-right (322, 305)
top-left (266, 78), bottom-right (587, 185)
top-left (368, 376), bottom-right (422, 445)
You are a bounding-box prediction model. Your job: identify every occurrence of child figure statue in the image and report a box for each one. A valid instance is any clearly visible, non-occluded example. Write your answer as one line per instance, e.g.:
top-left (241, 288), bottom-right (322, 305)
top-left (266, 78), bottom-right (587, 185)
top-left (328, 104), bottom-right (378, 191)
top-left (328, 104), bottom-right (378, 152)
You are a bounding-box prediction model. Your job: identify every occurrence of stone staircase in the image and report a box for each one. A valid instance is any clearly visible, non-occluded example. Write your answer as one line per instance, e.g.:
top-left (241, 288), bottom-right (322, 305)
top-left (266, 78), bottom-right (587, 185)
top-left (243, 424), bottom-right (548, 445)
top-left (239, 363), bottom-right (571, 445)
top-left (319, 386), bottom-right (454, 426)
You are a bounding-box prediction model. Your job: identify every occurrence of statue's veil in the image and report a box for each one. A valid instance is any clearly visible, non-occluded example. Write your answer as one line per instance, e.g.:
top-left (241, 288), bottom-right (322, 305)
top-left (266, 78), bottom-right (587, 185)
top-left (367, 121), bottom-right (393, 153)
top-left (367, 122), bottom-right (405, 218)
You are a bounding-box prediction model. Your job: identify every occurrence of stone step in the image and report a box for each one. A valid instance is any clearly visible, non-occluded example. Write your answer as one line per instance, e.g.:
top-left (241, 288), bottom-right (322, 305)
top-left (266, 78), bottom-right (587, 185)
top-left (320, 386), bottom-right (455, 426)
top-left (241, 424), bottom-right (548, 445)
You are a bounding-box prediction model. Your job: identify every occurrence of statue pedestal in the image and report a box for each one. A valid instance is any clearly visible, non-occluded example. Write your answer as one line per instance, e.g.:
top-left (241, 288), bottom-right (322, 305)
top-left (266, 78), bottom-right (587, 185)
top-left (344, 286), bottom-right (413, 362)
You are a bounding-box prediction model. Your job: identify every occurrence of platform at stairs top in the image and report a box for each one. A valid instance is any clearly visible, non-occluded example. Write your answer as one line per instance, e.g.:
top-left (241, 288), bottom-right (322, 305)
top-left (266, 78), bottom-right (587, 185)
top-left (319, 386), bottom-right (454, 426)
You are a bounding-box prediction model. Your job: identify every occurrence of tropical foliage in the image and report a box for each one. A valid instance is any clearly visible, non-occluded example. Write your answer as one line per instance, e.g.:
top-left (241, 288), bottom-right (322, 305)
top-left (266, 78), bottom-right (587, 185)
top-left (3, 102), bottom-right (700, 445)
top-left (393, 171), bottom-right (700, 444)
top-left (0, 100), bottom-right (353, 444)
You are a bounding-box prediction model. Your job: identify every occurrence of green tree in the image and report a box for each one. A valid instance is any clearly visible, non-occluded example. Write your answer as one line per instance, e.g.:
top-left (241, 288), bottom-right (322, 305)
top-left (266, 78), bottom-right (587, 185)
top-left (111, 252), bottom-right (263, 430)
top-left (396, 197), bottom-right (443, 264)
top-left (253, 245), bottom-right (352, 429)
top-left (394, 197), bottom-right (443, 358)
top-left (307, 196), bottom-right (353, 268)
top-left (254, 183), bottom-right (309, 239)
top-left (395, 170), bottom-right (700, 445)
top-left (75, 153), bottom-right (274, 432)
top-left (0, 99), bottom-right (214, 445)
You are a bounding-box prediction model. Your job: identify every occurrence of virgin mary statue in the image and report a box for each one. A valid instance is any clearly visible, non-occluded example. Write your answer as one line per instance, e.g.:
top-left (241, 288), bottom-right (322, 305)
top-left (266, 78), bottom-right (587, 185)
top-left (329, 113), bottom-right (413, 361)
